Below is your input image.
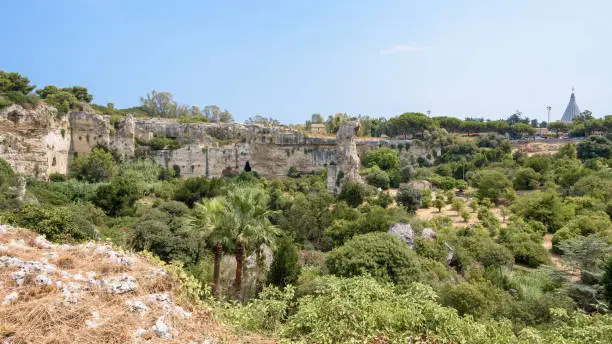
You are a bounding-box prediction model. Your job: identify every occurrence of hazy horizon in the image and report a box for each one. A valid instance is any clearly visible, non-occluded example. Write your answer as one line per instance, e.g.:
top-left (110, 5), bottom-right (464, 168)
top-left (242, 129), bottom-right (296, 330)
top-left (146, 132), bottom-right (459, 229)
top-left (2, 0), bottom-right (610, 123)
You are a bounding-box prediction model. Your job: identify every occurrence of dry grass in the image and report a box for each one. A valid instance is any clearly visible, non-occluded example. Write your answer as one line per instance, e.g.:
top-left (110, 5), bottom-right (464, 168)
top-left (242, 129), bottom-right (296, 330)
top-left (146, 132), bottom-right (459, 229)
top-left (0, 226), bottom-right (277, 344)
top-left (56, 256), bottom-right (74, 269)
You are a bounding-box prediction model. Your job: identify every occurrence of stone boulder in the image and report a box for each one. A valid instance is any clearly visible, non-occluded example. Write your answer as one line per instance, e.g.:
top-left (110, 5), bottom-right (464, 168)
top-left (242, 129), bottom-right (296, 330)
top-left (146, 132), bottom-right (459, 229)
top-left (388, 223), bottom-right (415, 249)
top-left (404, 180), bottom-right (433, 191)
top-left (421, 228), bottom-right (436, 240)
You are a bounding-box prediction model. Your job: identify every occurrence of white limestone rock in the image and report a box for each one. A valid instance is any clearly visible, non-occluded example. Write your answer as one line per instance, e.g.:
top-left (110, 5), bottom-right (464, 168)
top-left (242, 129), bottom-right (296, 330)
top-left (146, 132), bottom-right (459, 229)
top-left (35, 274), bottom-right (52, 285)
top-left (152, 316), bottom-right (173, 339)
top-left (34, 235), bottom-right (53, 249)
top-left (421, 228), bottom-right (436, 240)
top-left (126, 300), bottom-right (149, 315)
top-left (103, 275), bottom-right (136, 294)
top-left (388, 222), bottom-right (415, 249)
top-left (2, 292), bottom-right (18, 305)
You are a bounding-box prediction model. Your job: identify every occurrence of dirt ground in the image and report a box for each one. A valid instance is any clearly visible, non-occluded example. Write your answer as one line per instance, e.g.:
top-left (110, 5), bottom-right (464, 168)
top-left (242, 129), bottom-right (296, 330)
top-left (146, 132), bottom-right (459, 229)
top-left (415, 193), bottom-right (507, 228)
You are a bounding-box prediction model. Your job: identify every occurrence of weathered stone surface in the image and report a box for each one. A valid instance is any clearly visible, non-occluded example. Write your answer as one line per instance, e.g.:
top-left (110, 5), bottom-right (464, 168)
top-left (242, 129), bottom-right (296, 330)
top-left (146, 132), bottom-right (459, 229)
top-left (2, 292), bottom-right (18, 305)
top-left (152, 316), bottom-right (173, 339)
top-left (444, 242), bottom-right (455, 265)
top-left (0, 104), bottom-right (69, 178)
top-left (421, 228), bottom-right (436, 240)
top-left (0, 105), bottom-right (440, 186)
top-left (326, 119), bottom-right (363, 193)
top-left (404, 180), bottom-right (433, 191)
top-left (103, 275), bottom-right (136, 294)
top-left (388, 223), bottom-right (415, 249)
top-left (34, 235), bottom-right (53, 249)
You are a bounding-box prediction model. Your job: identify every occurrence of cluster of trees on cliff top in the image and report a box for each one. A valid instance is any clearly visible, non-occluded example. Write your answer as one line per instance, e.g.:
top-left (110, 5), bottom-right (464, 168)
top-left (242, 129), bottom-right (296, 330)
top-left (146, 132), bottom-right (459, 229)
top-left (3, 70), bottom-right (611, 138)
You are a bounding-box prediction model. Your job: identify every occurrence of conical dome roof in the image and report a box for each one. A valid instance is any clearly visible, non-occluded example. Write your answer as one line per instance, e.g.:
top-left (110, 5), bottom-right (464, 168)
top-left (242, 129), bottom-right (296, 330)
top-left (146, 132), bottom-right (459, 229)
top-left (561, 91), bottom-right (580, 122)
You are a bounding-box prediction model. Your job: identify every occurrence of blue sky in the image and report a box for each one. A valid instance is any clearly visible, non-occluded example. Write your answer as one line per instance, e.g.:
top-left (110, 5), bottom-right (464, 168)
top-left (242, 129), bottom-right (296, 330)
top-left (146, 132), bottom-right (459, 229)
top-left (2, 0), bottom-right (610, 123)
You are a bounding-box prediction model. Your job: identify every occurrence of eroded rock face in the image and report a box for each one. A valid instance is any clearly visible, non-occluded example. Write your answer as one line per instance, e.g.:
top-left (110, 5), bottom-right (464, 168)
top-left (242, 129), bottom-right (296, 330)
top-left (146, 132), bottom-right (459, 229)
top-left (388, 223), bottom-right (415, 249)
top-left (0, 106), bottom-right (439, 186)
top-left (0, 104), bottom-right (69, 178)
top-left (327, 119), bottom-right (363, 193)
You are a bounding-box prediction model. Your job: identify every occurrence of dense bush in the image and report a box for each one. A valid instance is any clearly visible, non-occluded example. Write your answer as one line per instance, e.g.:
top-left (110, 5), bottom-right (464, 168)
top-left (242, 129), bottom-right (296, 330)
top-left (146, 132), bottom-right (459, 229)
top-left (144, 136), bottom-right (182, 150)
top-left (173, 177), bottom-right (223, 207)
top-left (513, 191), bottom-right (574, 232)
top-left (70, 148), bottom-right (117, 182)
top-left (0, 158), bottom-right (19, 209)
top-left (365, 166), bottom-right (390, 189)
top-left (474, 170), bottom-right (512, 202)
top-left (552, 211), bottom-right (612, 253)
top-left (499, 221), bottom-right (550, 267)
top-left (280, 276), bottom-right (517, 343)
top-left (338, 181), bottom-right (365, 208)
top-left (268, 237), bottom-right (301, 287)
top-left (93, 175), bottom-right (141, 215)
top-left (577, 135), bottom-right (612, 160)
top-left (513, 167), bottom-right (540, 190)
top-left (362, 147), bottom-right (399, 170)
top-left (326, 232), bottom-right (422, 284)
top-left (395, 186), bottom-right (421, 212)
top-left (7, 203), bottom-right (96, 242)
top-left (128, 202), bottom-right (202, 264)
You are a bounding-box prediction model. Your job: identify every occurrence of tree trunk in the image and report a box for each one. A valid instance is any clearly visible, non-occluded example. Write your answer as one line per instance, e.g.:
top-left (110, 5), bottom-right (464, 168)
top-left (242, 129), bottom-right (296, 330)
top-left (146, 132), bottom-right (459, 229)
top-left (213, 242), bottom-right (222, 299)
top-left (234, 241), bottom-right (244, 300)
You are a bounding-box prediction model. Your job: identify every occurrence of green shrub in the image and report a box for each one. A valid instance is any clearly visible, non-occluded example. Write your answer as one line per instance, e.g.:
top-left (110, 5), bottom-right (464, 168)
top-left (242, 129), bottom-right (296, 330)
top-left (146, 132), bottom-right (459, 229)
top-left (326, 232), bottom-right (422, 285)
top-left (513, 190), bottom-right (574, 232)
top-left (365, 166), bottom-right (390, 189)
top-left (395, 186), bottom-right (421, 213)
top-left (440, 282), bottom-right (490, 317)
top-left (146, 136), bottom-right (182, 150)
top-left (268, 237), bottom-right (301, 287)
top-left (499, 221), bottom-right (551, 268)
top-left (8, 203), bottom-right (96, 242)
top-left (279, 276), bottom-right (520, 343)
top-left (477, 207), bottom-right (500, 231)
top-left (93, 175), bottom-right (142, 216)
top-left (577, 135), bottom-right (612, 160)
top-left (421, 189), bottom-right (432, 208)
top-left (173, 177), bottom-right (224, 207)
top-left (551, 211), bottom-right (612, 253)
top-left (70, 148), bottom-right (116, 182)
top-left (338, 181), bottom-right (365, 208)
top-left (474, 170), bottom-right (512, 203)
top-left (513, 167), bottom-right (540, 190)
top-left (48, 173), bottom-right (67, 182)
top-left (478, 244), bottom-right (514, 269)
top-left (428, 174), bottom-right (457, 190)
top-left (224, 285), bottom-right (294, 332)
top-left (128, 204), bottom-right (201, 264)
top-left (362, 147), bottom-right (399, 170)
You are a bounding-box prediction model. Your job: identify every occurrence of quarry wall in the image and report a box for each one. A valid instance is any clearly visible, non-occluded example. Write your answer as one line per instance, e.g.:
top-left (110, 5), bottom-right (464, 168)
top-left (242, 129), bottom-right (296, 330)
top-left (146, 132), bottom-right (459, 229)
top-left (0, 105), bottom-right (436, 192)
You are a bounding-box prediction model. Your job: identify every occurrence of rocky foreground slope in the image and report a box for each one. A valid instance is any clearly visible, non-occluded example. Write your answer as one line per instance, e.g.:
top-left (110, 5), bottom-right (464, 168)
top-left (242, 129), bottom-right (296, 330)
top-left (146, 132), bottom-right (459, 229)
top-left (0, 225), bottom-right (274, 344)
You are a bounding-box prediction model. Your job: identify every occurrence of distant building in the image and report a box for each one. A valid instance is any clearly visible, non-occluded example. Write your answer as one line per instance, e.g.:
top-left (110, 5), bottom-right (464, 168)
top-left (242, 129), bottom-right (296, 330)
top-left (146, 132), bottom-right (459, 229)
top-left (561, 89), bottom-right (581, 122)
top-left (310, 123), bottom-right (326, 134)
top-left (535, 128), bottom-right (549, 137)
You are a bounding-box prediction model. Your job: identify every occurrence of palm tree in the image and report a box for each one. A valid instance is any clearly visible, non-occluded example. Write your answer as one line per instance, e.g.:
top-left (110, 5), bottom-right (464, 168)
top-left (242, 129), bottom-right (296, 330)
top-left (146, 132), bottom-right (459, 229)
top-left (192, 197), bottom-right (230, 300)
top-left (221, 186), bottom-right (279, 300)
top-left (192, 186), bottom-right (279, 300)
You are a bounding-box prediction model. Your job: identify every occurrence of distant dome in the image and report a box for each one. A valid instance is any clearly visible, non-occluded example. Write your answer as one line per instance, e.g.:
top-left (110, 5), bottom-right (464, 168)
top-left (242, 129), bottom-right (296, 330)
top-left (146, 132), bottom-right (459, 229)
top-left (561, 91), bottom-right (581, 122)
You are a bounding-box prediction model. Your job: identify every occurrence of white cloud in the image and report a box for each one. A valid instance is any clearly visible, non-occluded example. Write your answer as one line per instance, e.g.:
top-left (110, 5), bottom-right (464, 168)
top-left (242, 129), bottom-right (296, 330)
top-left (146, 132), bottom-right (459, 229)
top-left (380, 44), bottom-right (431, 55)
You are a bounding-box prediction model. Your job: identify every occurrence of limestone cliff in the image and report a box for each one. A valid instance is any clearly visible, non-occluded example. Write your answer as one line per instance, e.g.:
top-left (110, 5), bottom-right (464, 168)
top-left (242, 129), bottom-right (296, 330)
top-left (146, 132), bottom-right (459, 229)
top-left (326, 119), bottom-right (362, 194)
top-left (0, 104), bottom-right (70, 178)
top-left (0, 105), bottom-right (439, 188)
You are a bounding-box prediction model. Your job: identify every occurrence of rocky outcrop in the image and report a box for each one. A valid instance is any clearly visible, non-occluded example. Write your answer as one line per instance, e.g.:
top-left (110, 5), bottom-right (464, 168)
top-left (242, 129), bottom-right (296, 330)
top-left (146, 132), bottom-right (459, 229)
top-left (0, 105), bottom-right (440, 185)
top-left (326, 119), bottom-right (363, 194)
top-left (0, 104), bottom-right (69, 178)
